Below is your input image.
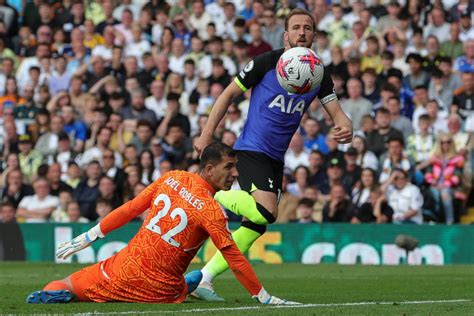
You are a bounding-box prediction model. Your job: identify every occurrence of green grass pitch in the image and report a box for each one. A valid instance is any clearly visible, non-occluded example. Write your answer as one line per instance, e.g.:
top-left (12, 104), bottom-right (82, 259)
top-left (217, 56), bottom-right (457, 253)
top-left (1, 262), bottom-right (473, 315)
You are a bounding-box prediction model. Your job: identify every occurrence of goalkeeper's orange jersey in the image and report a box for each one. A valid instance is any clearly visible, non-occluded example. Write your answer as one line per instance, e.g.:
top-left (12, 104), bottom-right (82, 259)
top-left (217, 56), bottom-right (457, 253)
top-left (77, 170), bottom-right (238, 303)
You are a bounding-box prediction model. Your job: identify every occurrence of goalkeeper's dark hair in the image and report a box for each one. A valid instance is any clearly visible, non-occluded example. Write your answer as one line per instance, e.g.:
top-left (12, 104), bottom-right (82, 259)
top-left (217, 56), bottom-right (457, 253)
top-left (284, 9), bottom-right (316, 32)
top-left (200, 142), bottom-right (236, 168)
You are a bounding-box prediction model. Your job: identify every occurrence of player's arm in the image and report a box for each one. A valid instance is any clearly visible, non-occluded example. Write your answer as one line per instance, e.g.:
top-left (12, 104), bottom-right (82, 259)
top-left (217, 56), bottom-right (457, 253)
top-left (56, 180), bottom-right (160, 260)
top-left (318, 69), bottom-right (353, 144)
top-left (194, 81), bottom-right (243, 154)
top-left (194, 53), bottom-right (273, 155)
top-left (204, 210), bottom-right (298, 304)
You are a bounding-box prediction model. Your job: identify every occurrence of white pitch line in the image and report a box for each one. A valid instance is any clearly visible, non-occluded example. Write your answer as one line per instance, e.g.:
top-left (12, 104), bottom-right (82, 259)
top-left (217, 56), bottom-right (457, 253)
top-left (72, 299), bottom-right (470, 316)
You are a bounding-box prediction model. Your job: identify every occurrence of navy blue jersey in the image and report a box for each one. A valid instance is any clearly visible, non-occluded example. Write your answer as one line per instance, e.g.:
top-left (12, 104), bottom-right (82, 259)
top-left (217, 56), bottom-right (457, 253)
top-left (234, 49), bottom-right (337, 162)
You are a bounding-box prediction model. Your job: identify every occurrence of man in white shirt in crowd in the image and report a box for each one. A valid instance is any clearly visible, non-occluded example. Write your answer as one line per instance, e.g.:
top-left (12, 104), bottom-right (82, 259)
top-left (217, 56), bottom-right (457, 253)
top-left (16, 177), bottom-right (60, 223)
top-left (383, 168), bottom-right (424, 224)
top-left (284, 132), bottom-right (310, 172)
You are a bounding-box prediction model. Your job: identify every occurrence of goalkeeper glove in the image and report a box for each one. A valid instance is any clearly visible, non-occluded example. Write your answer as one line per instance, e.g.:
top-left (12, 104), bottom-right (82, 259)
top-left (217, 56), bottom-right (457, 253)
top-left (56, 224), bottom-right (104, 260)
top-left (253, 288), bottom-right (301, 305)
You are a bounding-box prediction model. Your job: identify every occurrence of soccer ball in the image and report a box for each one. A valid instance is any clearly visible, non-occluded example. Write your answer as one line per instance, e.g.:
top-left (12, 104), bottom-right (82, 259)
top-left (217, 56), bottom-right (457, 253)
top-left (276, 47), bottom-right (324, 94)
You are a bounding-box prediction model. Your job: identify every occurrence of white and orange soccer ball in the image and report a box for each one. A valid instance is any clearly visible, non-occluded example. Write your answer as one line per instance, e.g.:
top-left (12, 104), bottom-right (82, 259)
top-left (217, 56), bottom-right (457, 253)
top-left (276, 47), bottom-right (324, 94)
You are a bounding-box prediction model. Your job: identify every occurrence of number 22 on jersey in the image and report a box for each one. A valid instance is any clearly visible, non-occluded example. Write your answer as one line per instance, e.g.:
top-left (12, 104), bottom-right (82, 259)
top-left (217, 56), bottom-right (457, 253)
top-left (145, 193), bottom-right (188, 247)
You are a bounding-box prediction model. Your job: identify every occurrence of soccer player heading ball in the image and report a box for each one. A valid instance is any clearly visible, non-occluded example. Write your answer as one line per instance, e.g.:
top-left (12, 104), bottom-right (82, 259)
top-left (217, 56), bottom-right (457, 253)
top-left (27, 142), bottom-right (298, 305)
top-left (192, 9), bottom-right (352, 301)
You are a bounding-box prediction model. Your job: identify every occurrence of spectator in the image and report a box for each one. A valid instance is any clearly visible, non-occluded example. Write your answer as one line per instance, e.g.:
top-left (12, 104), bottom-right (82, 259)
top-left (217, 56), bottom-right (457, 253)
top-left (423, 7), bottom-right (450, 43)
top-left (46, 163), bottom-right (72, 196)
top-left (404, 53), bottom-right (430, 91)
top-left (287, 165), bottom-right (310, 198)
top-left (386, 96), bottom-right (414, 141)
top-left (343, 147), bottom-right (362, 192)
top-left (341, 78), bottom-right (373, 131)
top-left (351, 167), bottom-right (378, 208)
top-left (0, 168), bottom-right (33, 208)
top-left (157, 92), bottom-right (191, 138)
top-left (361, 68), bottom-right (380, 104)
top-left (447, 114), bottom-right (470, 155)
top-left (0, 201), bottom-right (17, 223)
top-left (50, 190), bottom-right (72, 222)
top-left (303, 117), bottom-right (328, 153)
top-left (308, 150), bottom-right (327, 188)
top-left (440, 22), bottom-right (464, 60)
top-left (63, 161), bottom-right (81, 189)
top-left (79, 126), bottom-right (123, 168)
top-left (17, 177), bottom-right (59, 223)
top-left (454, 39), bottom-right (474, 73)
top-left (425, 133), bottom-right (465, 224)
top-left (351, 188), bottom-right (393, 224)
top-left (138, 150), bottom-right (160, 185)
top-left (95, 198), bottom-right (113, 221)
top-left (62, 105), bottom-right (88, 153)
top-left (97, 175), bottom-right (122, 209)
top-left (34, 115), bottom-right (63, 162)
top-left (224, 104), bottom-right (244, 137)
top-left (425, 99), bottom-right (449, 135)
top-left (352, 133), bottom-right (379, 171)
top-left (64, 200), bottom-right (89, 223)
top-left (322, 184), bottom-right (352, 222)
top-left (73, 160), bottom-right (102, 220)
top-left (284, 132), bottom-right (310, 172)
top-left (294, 198), bottom-right (317, 224)
top-left (161, 121), bottom-right (193, 168)
top-left (366, 107), bottom-right (404, 157)
top-left (122, 88), bottom-right (158, 128)
top-left (262, 9), bottom-right (283, 50)
top-left (17, 133), bottom-right (42, 184)
top-left (382, 168), bottom-right (424, 224)
top-left (407, 114), bottom-right (436, 172)
top-left (452, 71), bottom-right (474, 119)
top-left (379, 136), bottom-right (413, 184)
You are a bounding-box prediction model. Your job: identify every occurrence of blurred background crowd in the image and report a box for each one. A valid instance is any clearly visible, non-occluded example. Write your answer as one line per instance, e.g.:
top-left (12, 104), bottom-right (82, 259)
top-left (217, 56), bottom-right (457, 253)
top-left (0, 0), bottom-right (473, 225)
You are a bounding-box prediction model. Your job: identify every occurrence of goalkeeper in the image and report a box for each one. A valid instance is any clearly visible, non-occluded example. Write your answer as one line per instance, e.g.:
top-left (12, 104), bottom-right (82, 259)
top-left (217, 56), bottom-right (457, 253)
top-left (26, 142), bottom-right (297, 305)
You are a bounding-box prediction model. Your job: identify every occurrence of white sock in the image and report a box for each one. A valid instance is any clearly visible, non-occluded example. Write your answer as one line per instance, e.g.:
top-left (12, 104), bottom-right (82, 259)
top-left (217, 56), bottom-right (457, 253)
top-left (200, 267), bottom-right (214, 284)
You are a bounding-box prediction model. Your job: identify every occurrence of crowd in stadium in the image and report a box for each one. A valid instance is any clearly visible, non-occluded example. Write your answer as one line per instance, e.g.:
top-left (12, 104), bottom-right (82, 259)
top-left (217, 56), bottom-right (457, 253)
top-left (0, 0), bottom-right (473, 225)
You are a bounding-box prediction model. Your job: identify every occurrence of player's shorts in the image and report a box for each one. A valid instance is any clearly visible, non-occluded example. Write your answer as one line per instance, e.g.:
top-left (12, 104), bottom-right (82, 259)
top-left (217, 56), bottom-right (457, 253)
top-left (69, 259), bottom-right (188, 303)
top-left (236, 150), bottom-right (284, 197)
top-left (69, 262), bottom-right (104, 302)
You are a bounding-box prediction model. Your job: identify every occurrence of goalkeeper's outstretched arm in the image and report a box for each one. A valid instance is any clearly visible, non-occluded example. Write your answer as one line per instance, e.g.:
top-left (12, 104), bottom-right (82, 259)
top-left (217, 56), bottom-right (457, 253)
top-left (57, 180), bottom-right (160, 259)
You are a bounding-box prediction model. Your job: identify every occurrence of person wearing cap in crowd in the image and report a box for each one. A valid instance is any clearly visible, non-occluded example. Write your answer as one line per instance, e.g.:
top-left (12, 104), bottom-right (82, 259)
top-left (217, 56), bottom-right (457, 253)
top-left (18, 133), bottom-right (42, 184)
top-left (381, 168), bottom-right (423, 225)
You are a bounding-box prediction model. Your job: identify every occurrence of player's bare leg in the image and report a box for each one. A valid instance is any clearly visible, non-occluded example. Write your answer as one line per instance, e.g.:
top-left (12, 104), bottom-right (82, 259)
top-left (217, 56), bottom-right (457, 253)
top-left (193, 189), bottom-right (278, 301)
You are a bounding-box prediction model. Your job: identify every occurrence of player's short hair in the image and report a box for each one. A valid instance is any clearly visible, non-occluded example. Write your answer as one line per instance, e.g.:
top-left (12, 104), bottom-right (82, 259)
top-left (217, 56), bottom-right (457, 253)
top-left (200, 142), bottom-right (236, 168)
top-left (284, 8), bottom-right (316, 32)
